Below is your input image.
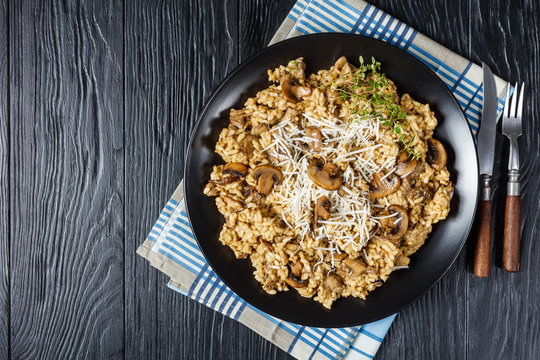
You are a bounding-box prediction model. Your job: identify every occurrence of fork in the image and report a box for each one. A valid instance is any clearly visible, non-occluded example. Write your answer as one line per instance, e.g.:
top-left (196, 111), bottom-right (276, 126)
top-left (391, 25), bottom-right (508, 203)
top-left (502, 83), bottom-right (524, 272)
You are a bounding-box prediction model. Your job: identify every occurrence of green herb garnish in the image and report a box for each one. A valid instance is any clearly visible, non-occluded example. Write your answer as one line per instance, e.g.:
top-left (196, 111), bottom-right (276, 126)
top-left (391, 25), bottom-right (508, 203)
top-left (331, 56), bottom-right (421, 159)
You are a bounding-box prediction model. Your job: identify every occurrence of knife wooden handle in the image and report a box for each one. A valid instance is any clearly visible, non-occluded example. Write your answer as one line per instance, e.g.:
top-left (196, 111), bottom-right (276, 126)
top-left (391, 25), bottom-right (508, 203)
top-left (474, 199), bottom-right (493, 277)
top-left (503, 170), bottom-right (521, 272)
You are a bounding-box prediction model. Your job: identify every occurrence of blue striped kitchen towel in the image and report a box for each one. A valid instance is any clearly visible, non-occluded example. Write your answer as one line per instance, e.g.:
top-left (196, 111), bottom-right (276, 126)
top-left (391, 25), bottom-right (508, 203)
top-left (137, 0), bottom-right (510, 359)
top-left (138, 183), bottom-right (395, 360)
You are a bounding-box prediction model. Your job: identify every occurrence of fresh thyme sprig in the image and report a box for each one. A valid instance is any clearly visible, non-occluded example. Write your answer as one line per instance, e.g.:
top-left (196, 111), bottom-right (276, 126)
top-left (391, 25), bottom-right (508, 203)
top-left (332, 56), bottom-right (421, 160)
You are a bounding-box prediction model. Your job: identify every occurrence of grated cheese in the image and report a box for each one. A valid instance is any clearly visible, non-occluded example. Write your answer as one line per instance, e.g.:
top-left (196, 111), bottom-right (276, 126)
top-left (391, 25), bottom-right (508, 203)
top-left (391, 265), bottom-right (409, 270)
top-left (263, 110), bottom-right (396, 264)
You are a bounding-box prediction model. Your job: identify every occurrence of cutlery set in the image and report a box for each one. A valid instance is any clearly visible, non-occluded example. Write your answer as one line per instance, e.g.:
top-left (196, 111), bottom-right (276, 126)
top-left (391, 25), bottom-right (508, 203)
top-left (474, 63), bottom-right (524, 277)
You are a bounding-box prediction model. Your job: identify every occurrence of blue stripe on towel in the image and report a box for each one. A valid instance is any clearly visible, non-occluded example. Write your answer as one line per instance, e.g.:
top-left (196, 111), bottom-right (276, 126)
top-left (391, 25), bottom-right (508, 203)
top-left (351, 3), bottom-right (371, 33)
top-left (309, 329), bottom-right (330, 360)
top-left (359, 327), bottom-right (384, 342)
top-left (288, 326), bottom-right (306, 352)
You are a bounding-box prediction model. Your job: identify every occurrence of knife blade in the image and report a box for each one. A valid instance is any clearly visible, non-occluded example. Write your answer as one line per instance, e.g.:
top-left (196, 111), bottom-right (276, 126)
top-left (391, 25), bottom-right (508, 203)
top-left (477, 64), bottom-right (498, 176)
top-left (473, 63), bottom-right (499, 278)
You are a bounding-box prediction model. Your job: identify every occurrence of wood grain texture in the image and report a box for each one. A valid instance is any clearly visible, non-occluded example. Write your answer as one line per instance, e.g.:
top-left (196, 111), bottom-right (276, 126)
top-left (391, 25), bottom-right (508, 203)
top-left (468, 0), bottom-right (540, 358)
top-left (1, 0), bottom-right (539, 359)
top-left (474, 200), bottom-right (493, 277)
top-left (0, 0), bottom-right (9, 358)
top-left (238, 0), bottom-right (296, 59)
top-left (123, 1), bottom-right (192, 357)
top-left (503, 195), bottom-right (521, 272)
top-left (9, 0), bottom-right (124, 358)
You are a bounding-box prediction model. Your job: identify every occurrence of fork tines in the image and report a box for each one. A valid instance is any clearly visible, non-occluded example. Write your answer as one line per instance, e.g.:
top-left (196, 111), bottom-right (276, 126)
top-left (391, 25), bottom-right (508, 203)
top-left (502, 83), bottom-right (525, 138)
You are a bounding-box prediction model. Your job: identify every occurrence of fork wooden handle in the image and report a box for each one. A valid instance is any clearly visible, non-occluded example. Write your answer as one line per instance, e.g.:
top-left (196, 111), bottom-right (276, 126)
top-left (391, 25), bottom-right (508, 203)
top-left (503, 170), bottom-right (521, 272)
top-left (474, 199), bottom-right (493, 277)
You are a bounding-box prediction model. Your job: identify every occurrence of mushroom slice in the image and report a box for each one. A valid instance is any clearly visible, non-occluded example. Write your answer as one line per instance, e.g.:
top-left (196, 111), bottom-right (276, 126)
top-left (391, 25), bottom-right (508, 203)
top-left (307, 159), bottom-right (342, 191)
top-left (305, 126), bottom-right (323, 151)
top-left (395, 151), bottom-right (418, 176)
top-left (223, 162), bottom-right (248, 178)
top-left (280, 76), bottom-right (312, 103)
top-left (290, 260), bottom-right (303, 277)
top-left (314, 196), bottom-right (331, 226)
top-left (285, 262), bottom-right (307, 288)
top-left (331, 56), bottom-right (353, 75)
top-left (285, 276), bottom-right (307, 289)
top-left (212, 163), bottom-right (247, 185)
top-left (332, 56), bottom-right (348, 71)
top-left (379, 205), bottom-right (409, 241)
top-left (253, 164), bottom-right (283, 195)
top-left (369, 171), bottom-right (401, 198)
top-left (426, 138), bottom-right (447, 171)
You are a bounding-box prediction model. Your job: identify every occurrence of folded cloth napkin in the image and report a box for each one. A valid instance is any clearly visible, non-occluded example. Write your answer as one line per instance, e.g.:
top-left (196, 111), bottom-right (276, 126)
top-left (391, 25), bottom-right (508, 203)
top-left (138, 182), bottom-right (395, 360)
top-left (137, 1), bottom-right (510, 359)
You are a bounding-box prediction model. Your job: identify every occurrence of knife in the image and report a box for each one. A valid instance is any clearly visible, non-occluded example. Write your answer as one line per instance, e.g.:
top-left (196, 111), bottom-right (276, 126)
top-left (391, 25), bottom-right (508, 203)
top-left (473, 63), bottom-right (498, 278)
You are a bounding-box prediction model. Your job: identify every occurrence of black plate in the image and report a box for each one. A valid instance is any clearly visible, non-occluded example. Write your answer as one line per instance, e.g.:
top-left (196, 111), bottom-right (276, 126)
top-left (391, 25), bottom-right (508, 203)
top-left (184, 33), bottom-right (478, 327)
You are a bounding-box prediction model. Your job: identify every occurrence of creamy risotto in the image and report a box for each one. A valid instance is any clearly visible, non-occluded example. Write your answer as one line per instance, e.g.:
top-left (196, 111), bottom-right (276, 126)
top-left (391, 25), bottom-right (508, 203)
top-left (203, 56), bottom-right (453, 308)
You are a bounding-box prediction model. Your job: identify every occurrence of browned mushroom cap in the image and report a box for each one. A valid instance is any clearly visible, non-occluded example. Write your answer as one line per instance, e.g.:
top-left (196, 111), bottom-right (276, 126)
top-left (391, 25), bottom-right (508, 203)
top-left (280, 76), bottom-right (312, 103)
top-left (314, 196), bottom-right (331, 226)
top-left (379, 205), bottom-right (409, 241)
top-left (285, 276), bottom-right (307, 289)
top-left (285, 261), bottom-right (307, 288)
top-left (395, 151), bottom-right (418, 176)
top-left (253, 164), bottom-right (283, 195)
top-left (212, 163), bottom-right (248, 185)
top-left (223, 162), bottom-right (248, 178)
top-left (426, 138), bottom-right (447, 171)
top-left (369, 171), bottom-right (401, 198)
top-left (305, 126), bottom-right (323, 151)
top-left (307, 159), bottom-right (342, 191)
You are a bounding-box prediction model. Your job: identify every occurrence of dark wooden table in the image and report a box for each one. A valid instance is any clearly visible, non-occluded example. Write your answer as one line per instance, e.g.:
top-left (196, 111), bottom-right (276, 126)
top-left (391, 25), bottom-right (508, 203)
top-left (1, 0), bottom-right (539, 359)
